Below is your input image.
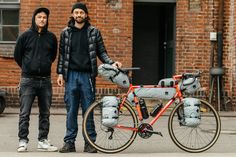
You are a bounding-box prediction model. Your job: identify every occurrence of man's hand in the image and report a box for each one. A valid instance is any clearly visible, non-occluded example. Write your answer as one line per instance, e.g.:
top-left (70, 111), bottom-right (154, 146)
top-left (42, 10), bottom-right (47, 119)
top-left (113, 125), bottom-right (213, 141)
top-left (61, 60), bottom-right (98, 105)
top-left (57, 74), bottom-right (64, 87)
top-left (112, 61), bottom-right (122, 68)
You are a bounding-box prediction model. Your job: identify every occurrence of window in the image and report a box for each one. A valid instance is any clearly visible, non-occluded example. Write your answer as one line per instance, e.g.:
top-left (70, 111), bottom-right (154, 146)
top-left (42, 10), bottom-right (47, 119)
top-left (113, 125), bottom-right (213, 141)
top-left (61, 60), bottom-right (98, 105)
top-left (0, 0), bottom-right (20, 43)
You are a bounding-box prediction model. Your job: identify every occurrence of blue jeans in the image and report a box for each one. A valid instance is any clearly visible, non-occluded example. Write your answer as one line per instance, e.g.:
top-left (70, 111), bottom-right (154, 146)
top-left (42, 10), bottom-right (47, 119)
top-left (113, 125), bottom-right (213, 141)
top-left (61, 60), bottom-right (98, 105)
top-left (64, 70), bottom-right (97, 143)
top-left (18, 77), bottom-right (52, 142)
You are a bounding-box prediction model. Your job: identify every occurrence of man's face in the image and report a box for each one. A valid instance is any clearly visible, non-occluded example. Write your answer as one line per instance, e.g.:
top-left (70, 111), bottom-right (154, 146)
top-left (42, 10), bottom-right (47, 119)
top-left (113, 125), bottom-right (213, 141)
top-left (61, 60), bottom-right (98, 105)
top-left (72, 8), bottom-right (87, 24)
top-left (35, 12), bottom-right (47, 28)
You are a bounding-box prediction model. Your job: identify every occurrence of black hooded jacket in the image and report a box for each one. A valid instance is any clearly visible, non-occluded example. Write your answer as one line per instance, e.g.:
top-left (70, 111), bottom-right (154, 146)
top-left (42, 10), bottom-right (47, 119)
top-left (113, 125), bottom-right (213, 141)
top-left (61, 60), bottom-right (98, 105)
top-left (14, 8), bottom-right (57, 77)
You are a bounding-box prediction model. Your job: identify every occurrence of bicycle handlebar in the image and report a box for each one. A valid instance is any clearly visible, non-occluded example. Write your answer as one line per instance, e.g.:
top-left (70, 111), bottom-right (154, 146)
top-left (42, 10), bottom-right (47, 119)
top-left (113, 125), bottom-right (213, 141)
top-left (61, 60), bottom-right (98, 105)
top-left (182, 70), bottom-right (201, 78)
top-left (173, 71), bottom-right (201, 80)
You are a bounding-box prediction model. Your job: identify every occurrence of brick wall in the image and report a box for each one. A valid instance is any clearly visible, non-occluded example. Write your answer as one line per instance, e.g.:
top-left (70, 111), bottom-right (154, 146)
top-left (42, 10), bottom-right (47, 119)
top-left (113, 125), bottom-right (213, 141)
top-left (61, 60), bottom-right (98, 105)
top-left (234, 0), bottom-right (236, 109)
top-left (224, 0), bottom-right (236, 110)
top-left (0, 0), bottom-right (133, 107)
top-left (176, 0), bottom-right (214, 86)
top-left (0, 0), bottom-right (236, 110)
top-left (175, 0), bottom-right (236, 110)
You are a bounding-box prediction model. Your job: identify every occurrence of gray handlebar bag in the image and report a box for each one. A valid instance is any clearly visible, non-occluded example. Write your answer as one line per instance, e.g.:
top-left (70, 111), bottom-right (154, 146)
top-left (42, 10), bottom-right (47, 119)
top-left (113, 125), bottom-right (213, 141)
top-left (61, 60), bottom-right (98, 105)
top-left (98, 64), bottom-right (130, 88)
top-left (179, 78), bottom-right (201, 94)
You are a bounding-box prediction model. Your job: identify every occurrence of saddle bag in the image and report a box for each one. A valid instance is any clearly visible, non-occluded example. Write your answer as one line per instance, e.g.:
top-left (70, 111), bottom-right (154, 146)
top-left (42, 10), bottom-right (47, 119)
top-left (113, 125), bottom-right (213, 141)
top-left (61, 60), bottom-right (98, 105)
top-left (98, 64), bottom-right (130, 88)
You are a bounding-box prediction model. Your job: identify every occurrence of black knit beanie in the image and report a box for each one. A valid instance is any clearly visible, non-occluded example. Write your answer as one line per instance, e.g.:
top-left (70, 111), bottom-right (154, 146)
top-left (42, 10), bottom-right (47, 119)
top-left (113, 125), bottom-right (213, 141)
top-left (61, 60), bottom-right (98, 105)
top-left (71, 2), bottom-right (88, 14)
top-left (34, 7), bottom-right (50, 17)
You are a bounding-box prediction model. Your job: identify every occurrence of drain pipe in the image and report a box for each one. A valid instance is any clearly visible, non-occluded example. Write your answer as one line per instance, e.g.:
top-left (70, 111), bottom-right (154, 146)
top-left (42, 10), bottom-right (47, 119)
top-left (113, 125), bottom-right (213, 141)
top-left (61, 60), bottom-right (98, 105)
top-left (217, 0), bottom-right (224, 67)
top-left (209, 0), bottom-right (225, 111)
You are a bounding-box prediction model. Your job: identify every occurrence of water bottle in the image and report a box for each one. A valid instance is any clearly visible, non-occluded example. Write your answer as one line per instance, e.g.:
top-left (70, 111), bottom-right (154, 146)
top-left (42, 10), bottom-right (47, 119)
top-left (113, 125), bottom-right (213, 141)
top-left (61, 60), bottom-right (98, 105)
top-left (150, 103), bottom-right (163, 117)
top-left (139, 98), bottom-right (149, 119)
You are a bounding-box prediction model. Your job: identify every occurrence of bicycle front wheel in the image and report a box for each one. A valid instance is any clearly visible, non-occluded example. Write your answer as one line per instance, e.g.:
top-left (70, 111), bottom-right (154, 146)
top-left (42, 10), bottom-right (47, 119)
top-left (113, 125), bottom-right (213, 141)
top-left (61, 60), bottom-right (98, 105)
top-left (83, 100), bottom-right (138, 153)
top-left (168, 99), bottom-right (221, 153)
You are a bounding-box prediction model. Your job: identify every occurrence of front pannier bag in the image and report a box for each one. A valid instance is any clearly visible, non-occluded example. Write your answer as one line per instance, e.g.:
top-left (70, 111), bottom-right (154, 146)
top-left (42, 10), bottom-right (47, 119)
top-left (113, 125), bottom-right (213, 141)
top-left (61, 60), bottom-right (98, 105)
top-left (98, 64), bottom-right (130, 88)
top-left (182, 98), bottom-right (201, 127)
top-left (101, 96), bottom-right (119, 127)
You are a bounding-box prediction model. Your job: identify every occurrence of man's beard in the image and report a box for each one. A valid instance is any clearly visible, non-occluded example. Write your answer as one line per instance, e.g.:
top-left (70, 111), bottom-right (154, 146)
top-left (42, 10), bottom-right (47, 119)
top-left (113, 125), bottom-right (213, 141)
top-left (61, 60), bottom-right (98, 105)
top-left (75, 17), bottom-right (87, 24)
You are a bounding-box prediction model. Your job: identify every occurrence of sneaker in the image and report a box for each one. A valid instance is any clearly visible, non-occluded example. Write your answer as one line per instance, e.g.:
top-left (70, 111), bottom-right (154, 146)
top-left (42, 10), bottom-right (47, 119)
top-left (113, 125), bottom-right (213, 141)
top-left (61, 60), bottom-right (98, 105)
top-left (58, 141), bottom-right (76, 153)
top-left (37, 139), bottom-right (58, 152)
top-left (17, 140), bottom-right (28, 152)
top-left (84, 142), bottom-right (97, 153)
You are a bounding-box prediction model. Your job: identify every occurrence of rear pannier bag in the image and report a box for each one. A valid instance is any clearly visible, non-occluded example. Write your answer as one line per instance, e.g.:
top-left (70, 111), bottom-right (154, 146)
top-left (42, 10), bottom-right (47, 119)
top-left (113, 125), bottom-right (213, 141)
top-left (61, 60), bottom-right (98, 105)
top-left (98, 64), bottom-right (130, 88)
top-left (101, 96), bottom-right (119, 127)
top-left (182, 98), bottom-right (201, 127)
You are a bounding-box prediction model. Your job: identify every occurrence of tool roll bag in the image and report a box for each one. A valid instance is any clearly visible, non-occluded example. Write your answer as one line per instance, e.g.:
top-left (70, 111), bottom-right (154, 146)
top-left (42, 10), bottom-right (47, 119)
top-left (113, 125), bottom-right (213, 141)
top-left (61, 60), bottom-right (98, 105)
top-left (98, 64), bottom-right (130, 88)
top-left (183, 98), bottom-right (201, 127)
top-left (101, 96), bottom-right (119, 127)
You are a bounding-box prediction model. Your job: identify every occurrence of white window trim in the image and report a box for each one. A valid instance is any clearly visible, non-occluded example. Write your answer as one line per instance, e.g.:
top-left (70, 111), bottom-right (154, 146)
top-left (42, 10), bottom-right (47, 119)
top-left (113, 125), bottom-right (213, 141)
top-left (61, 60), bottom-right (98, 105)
top-left (0, 1), bottom-right (20, 43)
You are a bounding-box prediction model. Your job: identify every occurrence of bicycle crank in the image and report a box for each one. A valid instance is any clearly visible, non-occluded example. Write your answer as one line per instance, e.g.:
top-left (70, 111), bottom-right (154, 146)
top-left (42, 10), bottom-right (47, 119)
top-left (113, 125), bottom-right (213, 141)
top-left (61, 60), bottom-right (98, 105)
top-left (146, 129), bottom-right (163, 137)
top-left (137, 123), bottom-right (161, 139)
top-left (138, 123), bottom-right (163, 139)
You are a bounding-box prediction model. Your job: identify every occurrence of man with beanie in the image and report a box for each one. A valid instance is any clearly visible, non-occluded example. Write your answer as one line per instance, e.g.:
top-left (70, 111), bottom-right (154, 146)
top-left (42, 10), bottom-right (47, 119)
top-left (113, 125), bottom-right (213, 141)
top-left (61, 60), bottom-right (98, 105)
top-left (57, 2), bottom-right (122, 153)
top-left (14, 7), bottom-right (58, 152)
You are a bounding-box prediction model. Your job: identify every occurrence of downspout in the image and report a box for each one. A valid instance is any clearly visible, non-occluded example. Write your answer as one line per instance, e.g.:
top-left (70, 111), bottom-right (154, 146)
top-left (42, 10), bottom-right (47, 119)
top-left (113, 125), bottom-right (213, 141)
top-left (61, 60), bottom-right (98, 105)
top-left (209, 0), bottom-right (225, 111)
top-left (217, 0), bottom-right (224, 67)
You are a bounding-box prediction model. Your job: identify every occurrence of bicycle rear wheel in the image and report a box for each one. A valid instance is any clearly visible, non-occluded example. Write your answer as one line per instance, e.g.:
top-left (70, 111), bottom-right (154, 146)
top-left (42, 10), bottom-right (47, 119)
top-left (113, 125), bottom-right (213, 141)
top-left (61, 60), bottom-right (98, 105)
top-left (83, 100), bottom-right (138, 153)
top-left (168, 99), bottom-right (221, 153)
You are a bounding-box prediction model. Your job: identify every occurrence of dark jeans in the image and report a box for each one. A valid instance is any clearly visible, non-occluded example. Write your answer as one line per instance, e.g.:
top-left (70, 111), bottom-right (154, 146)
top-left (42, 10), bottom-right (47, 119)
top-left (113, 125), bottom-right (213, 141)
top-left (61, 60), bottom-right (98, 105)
top-left (18, 77), bottom-right (52, 142)
top-left (64, 70), bottom-right (97, 143)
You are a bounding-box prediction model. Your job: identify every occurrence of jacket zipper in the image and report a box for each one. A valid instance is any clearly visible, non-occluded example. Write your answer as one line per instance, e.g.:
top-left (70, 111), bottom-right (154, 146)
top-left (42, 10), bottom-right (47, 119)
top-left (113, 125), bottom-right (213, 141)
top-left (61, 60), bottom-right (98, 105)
top-left (38, 33), bottom-right (41, 74)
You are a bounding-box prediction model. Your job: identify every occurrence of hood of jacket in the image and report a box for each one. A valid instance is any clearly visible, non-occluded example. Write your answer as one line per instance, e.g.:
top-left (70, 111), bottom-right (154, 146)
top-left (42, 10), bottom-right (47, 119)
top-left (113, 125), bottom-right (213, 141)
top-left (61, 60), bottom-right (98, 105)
top-left (30, 7), bottom-right (50, 33)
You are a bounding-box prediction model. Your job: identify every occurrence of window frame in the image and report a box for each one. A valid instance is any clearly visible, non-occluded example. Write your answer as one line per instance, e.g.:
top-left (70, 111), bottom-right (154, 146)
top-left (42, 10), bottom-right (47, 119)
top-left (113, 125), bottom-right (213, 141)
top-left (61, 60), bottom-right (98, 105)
top-left (0, 1), bottom-right (20, 44)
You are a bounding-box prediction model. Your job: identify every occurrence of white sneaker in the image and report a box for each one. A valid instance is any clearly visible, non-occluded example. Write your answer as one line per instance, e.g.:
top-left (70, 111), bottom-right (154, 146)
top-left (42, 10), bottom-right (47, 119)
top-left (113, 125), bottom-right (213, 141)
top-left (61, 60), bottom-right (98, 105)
top-left (17, 140), bottom-right (28, 152)
top-left (37, 139), bottom-right (58, 152)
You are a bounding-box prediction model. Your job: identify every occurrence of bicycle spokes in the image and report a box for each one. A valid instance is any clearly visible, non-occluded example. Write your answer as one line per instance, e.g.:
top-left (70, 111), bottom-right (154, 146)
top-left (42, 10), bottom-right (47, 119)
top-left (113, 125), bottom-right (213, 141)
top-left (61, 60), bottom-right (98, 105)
top-left (83, 101), bottom-right (138, 153)
top-left (168, 100), bottom-right (221, 153)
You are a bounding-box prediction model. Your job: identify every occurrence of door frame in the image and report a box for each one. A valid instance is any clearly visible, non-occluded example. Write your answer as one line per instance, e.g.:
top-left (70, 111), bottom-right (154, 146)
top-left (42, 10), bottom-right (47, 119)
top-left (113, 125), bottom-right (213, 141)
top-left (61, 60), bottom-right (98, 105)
top-left (132, 1), bottom-right (176, 84)
top-left (134, 0), bottom-right (176, 3)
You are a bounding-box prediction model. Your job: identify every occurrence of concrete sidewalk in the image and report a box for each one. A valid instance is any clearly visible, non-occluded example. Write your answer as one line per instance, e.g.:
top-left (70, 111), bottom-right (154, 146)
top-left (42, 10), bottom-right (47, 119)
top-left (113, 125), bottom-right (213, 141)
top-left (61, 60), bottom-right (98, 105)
top-left (4, 107), bottom-right (236, 135)
top-left (0, 152), bottom-right (236, 157)
top-left (3, 107), bottom-right (236, 117)
top-left (0, 107), bottom-right (236, 157)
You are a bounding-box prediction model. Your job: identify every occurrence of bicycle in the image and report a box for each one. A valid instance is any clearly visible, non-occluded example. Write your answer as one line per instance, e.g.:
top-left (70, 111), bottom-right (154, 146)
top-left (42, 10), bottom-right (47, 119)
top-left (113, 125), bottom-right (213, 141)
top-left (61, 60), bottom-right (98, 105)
top-left (83, 68), bottom-right (221, 153)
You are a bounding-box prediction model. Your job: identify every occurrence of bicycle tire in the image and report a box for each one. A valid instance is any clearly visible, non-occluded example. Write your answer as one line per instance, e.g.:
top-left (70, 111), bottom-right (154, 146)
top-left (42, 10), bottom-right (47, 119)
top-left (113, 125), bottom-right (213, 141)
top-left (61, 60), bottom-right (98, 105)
top-left (168, 99), bottom-right (221, 153)
top-left (83, 100), bottom-right (138, 153)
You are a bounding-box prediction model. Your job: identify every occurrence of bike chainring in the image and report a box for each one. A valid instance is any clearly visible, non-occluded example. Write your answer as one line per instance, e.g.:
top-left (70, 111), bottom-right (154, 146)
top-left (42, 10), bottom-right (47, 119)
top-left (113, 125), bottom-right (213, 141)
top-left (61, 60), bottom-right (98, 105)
top-left (138, 123), bottom-right (153, 139)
